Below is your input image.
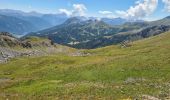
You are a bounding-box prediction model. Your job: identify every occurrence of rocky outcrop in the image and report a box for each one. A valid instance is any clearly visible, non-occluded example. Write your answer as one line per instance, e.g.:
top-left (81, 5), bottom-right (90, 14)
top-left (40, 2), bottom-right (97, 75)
top-left (0, 32), bottom-right (58, 63)
top-left (0, 32), bottom-right (54, 48)
top-left (0, 32), bottom-right (21, 47)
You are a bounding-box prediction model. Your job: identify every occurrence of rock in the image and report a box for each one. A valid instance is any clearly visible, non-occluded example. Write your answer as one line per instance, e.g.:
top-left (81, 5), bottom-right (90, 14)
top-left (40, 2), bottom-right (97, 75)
top-left (141, 95), bottom-right (160, 100)
top-left (124, 77), bottom-right (146, 84)
top-left (0, 78), bottom-right (11, 83)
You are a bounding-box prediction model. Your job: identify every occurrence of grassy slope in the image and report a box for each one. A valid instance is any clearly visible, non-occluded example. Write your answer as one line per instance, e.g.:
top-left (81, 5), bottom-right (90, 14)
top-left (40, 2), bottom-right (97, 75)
top-left (0, 32), bottom-right (170, 100)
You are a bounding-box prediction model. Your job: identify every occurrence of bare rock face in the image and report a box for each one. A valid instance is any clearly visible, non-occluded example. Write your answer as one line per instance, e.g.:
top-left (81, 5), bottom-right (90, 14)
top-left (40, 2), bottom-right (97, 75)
top-left (0, 47), bottom-right (21, 63)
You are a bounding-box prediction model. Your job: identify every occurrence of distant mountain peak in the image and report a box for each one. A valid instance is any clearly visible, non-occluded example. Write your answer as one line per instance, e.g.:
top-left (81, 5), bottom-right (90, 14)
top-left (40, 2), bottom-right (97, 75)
top-left (101, 17), bottom-right (127, 25)
top-left (165, 16), bottom-right (170, 19)
top-left (63, 17), bottom-right (83, 25)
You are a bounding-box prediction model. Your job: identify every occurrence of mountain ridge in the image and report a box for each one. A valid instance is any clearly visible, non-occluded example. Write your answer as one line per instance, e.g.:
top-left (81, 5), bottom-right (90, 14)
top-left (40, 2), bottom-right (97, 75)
top-left (25, 17), bottom-right (117, 46)
top-left (25, 16), bottom-right (170, 49)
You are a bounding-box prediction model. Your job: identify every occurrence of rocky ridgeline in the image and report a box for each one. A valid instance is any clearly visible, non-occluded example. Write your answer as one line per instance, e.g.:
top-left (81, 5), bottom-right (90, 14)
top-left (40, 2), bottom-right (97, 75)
top-left (0, 32), bottom-right (54, 47)
top-left (0, 32), bottom-right (69, 63)
top-left (0, 47), bottom-right (49, 63)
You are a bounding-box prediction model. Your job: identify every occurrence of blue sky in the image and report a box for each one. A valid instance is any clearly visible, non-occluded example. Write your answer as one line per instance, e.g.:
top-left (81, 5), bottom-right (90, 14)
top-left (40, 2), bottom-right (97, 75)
top-left (0, 0), bottom-right (170, 20)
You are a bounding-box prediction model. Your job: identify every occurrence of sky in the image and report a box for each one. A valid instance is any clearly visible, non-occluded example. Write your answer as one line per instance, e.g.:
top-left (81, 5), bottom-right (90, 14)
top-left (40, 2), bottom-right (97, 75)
top-left (0, 0), bottom-right (170, 21)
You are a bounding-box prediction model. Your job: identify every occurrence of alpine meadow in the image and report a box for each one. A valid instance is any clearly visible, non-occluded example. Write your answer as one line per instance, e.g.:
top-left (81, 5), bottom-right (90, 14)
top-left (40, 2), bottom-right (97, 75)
top-left (0, 0), bottom-right (170, 100)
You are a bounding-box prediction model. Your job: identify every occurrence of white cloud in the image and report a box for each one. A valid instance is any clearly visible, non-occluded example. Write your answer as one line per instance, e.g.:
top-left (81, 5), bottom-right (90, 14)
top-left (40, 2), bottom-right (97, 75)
top-left (58, 4), bottom-right (87, 16)
top-left (72, 4), bottom-right (87, 16)
top-left (59, 9), bottom-right (72, 16)
top-left (98, 11), bottom-right (116, 18)
top-left (162, 0), bottom-right (170, 12)
top-left (135, 0), bottom-right (143, 4)
top-left (98, 11), bottom-right (113, 14)
top-left (116, 0), bottom-right (158, 20)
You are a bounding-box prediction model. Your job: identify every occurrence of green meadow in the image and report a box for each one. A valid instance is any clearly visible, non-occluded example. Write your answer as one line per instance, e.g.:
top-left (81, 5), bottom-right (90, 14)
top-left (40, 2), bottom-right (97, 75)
top-left (0, 32), bottom-right (170, 100)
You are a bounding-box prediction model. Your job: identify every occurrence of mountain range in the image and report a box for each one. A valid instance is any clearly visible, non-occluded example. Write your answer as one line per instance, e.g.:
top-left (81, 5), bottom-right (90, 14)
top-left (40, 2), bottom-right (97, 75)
top-left (0, 9), bottom-right (135, 36)
top-left (1, 9), bottom-right (170, 49)
top-left (0, 9), bottom-right (68, 36)
top-left (26, 17), bottom-right (117, 46)
top-left (25, 15), bottom-right (170, 49)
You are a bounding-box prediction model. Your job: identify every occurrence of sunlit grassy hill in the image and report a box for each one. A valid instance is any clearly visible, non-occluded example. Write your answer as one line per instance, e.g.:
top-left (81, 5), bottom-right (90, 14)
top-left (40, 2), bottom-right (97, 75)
top-left (0, 31), bottom-right (170, 99)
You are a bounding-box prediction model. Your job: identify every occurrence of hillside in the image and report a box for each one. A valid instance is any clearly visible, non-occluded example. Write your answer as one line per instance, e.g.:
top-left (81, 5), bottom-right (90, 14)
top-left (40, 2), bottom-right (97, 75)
top-left (0, 14), bottom-right (36, 35)
top-left (101, 17), bottom-right (127, 25)
top-left (0, 32), bottom-right (21, 47)
top-left (75, 25), bottom-right (170, 49)
top-left (0, 9), bottom-right (68, 35)
top-left (26, 17), bottom-right (117, 46)
top-left (26, 16), bottom-right (170, 49)
top-left (150, 16), bottom-right (170, 26)
top-left (26, 17), bottom-right (150, 48)
top-left (0, 31), bottom-right (170, 99)
top-left (0, 32), bottom-right (76, 63)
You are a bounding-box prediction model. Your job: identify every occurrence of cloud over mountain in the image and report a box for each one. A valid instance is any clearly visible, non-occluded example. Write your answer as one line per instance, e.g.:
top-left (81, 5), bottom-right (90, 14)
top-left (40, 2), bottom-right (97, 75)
top-left (59, 9), bottom-right (72, 16)
top-left (98, 11), bottom-right (116, 18)
top-left (57, 0), bottom-right (170, 20)
top-left (58, 4), bottom-right (87, 17)
top-left (162, 0), bottom-right (170, 12)
top-left (116, 0), bottom-right (158, 20)
top-left (72, 4), bottom-right (87, 16)
top-left (99, 11), bottom-right (113, 14)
